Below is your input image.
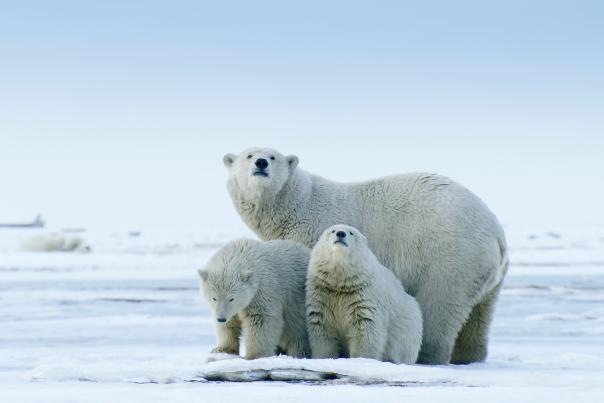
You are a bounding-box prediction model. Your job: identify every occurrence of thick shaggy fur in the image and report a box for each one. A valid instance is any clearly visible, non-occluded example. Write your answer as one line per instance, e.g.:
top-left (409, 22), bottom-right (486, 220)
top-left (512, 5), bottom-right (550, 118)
top-left (224, 147), bottom-right (509, 364)
top-left (199, 239), bottom-right (311, 359)
top-left (307, 225), bottom-right (422, 364)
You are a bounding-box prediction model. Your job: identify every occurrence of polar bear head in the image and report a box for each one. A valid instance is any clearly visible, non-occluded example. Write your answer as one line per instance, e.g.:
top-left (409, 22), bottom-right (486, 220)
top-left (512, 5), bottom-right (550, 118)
top-left (223, 147), bottom-right (299, 200)
top-left (63, 237), bottom-right (92, 253)
top-left (198, 243), bottom-right (258, 325)
top-left (312, 224), bottom-right (371, 269)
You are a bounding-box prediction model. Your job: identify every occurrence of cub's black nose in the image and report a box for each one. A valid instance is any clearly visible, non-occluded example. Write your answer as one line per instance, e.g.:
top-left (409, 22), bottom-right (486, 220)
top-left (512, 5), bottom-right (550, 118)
top-left (336, 231), bottom-right (346, 238)
top-left (217, 317), bottom-right (226, 323)
top-left (255, 158), bottom-right (269, 169)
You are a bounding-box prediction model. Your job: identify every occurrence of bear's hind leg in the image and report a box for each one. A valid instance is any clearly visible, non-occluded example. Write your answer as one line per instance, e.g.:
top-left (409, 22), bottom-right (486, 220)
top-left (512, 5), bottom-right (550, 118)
top-left (348, 320), bottom-right (385, 361)
top-left (284, 338), bottom-right (311, 358)
top-left (279, 324), bottom-right (310, 358)
top-left (280, 312), bottom-right (311, 358)
top-left (384, 322), bottom-right (420, 365)
top-left (450, 282), bottom-right (502, 364)
top-left (244, 314), bottom-right (284, 359)
top-left (415, 281), bottom-right (477, 365)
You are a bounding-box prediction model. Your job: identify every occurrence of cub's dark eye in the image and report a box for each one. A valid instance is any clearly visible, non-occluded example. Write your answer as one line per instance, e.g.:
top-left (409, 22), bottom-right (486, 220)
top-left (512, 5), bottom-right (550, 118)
top-left (211, 298), bottom-right (216, 301)
top-left (331, 230), bottom-right (335, 233)
top-left (350, 232), bottom-right (354, 236)
top-left (247, 154), bottom-right (252, 159)
top-left (229, 298), bottom-right (234, 302)
top-left (270, 156), bottom-right (275, 160)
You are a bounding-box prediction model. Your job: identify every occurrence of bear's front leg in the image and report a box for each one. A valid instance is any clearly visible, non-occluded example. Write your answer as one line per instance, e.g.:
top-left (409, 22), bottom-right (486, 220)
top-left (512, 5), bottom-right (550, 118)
top-left (348, 319), bottom-right (384, 361)
top-left (244, 314), bottom-right (283, 359)
top-left (307, 309), bottom-right (340, 358)
top-left (211, 315), bottom-right (241, 355)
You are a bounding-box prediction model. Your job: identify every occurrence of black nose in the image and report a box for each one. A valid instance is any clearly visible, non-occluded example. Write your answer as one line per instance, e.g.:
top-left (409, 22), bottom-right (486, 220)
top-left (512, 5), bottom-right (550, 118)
top-left (336, 231), bottom-right (346, 238)
top-left (255, 158), bottom-right (269, 169)
top-left (217, 318), bottom-right (226, 323)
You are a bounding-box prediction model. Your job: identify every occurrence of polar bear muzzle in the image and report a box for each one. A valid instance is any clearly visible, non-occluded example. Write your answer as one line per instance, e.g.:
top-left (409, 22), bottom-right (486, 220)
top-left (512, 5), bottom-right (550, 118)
top-left (252, 158), bottom-right (270, 177)
top-left (333, 231), bottom-right (349, 247)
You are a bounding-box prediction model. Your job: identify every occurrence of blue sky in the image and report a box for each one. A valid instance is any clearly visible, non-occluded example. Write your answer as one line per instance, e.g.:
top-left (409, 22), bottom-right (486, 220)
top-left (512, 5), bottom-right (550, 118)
top-left (1, 1), bottom-right (603, 230)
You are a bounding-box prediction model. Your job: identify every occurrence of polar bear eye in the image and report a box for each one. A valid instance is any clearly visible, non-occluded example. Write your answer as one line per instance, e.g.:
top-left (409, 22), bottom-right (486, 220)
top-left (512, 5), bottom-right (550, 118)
top-left (229, 298), bottom-right (234, 302)
top-left (350, 232), bottom-right (354, 236)
top-left (247, 154), bottom-right (252, 159)
top-left (270, 156), bottom-right (275, 160)
top-left (211, 297), bottom-right (216, 301)
top-left (331, 230), bottom-right (335, 233)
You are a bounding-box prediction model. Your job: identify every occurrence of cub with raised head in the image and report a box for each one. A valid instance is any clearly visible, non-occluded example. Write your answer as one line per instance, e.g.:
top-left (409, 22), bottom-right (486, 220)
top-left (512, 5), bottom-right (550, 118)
top-left (307, 224), bottom-right (422, 364)
top-left (223, 147), bottom-right (508, 364)
top-left (199, 238), bottom-right (311, 359)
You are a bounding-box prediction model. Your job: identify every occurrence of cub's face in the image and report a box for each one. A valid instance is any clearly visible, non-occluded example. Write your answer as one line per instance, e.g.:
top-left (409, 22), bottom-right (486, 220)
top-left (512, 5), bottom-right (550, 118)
top-left (223, 147), bottom-right (299, 198)
top-left (315, 224), bottom-right (368, 263)
top-left (198, 269), bottom-right (256, 325)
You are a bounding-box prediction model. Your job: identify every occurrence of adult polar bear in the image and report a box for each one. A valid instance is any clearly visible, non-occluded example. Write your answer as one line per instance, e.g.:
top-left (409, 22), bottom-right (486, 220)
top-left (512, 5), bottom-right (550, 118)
top-left (223, 147), bottom-right (508, 365)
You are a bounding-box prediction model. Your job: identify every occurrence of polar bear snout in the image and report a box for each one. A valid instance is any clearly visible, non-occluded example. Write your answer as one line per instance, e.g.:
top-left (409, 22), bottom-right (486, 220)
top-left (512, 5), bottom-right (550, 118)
top-left (252, 158), bottom-right (270, 177)
top-left (255, 158), bottom-right (269, 169)
top-left (333, 231), bottom-right (349, 246)
top-left (333, 237), bottom-right (348, 248)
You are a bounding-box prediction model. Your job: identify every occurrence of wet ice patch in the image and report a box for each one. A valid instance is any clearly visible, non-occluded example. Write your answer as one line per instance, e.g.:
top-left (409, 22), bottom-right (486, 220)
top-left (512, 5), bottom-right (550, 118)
top-left (205, 352), bottom-right (240, 363)
top-left (199, 356), bottom-right (459, 386)
top-left (526, 312), bottom-right (600, 322)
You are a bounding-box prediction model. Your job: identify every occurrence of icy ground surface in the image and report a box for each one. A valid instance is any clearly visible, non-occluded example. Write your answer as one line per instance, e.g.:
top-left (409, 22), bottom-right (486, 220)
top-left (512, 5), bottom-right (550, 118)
top-left (1, 226), bottom-right (603, 402)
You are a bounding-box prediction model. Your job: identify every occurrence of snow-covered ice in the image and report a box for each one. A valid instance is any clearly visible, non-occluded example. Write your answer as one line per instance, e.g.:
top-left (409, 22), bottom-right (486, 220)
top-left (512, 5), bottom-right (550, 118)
top-left (1, 226), bottom-right (603, 402)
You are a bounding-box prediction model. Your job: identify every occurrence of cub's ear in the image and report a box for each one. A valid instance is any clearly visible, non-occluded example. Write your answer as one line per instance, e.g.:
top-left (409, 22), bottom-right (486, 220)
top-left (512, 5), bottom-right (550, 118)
top-left (286, 155), bottom-right (299, 171)
top-left (198, 269), bottom-right (209, 282)
top-left (241, 270), bottom-right (254, 283)
top-left (223, 153), bottom-right (236, 168)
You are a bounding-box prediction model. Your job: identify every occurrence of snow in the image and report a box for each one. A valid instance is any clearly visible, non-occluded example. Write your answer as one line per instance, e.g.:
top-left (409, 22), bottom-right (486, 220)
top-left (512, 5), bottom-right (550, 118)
top-left (1, 226), bottom-right (604, 402)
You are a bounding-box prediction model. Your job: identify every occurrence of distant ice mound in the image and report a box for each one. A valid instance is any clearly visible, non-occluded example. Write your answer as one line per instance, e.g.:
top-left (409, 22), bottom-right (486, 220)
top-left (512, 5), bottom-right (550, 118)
top-left (20, 233), bottom-right (91, 253)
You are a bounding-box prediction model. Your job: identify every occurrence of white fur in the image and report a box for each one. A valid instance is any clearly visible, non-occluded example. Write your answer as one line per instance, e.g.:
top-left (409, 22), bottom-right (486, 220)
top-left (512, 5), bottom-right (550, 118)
top-left (20, 233), bottom-right (91, 253)
top-left (199, 238), bottom-right (311, 359)
top-left (224, 147), bottom-right (509, 364)
top-left (307, 225), bottom-right (422, 364)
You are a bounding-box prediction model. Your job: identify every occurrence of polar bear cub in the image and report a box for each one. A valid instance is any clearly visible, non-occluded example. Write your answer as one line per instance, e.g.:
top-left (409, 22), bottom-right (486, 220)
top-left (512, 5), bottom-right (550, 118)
top-left (306, 224), bottom-right (423, 364)
top-left (199, 238), bottom-right (311, 359)
top-left (223, 147), bottom-right (508, 364)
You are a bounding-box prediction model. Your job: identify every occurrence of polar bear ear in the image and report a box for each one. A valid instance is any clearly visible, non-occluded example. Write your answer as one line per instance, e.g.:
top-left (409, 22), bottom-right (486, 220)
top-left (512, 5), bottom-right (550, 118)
top-left (286, 155), bottom-right (299, 171)
top-left (223, 153), bottom-right (236, 168)
top-left (198, 269), bottom-right (209, 282)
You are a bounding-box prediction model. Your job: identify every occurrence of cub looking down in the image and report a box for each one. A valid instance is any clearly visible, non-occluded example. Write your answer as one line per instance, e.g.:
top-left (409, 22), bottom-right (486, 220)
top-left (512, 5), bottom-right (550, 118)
top-left (199, 239), bottom-right (311, 359)
top-left (306, 224), bottom-right (423, 364)
top-left (223, 147), bottom-right (508, 364)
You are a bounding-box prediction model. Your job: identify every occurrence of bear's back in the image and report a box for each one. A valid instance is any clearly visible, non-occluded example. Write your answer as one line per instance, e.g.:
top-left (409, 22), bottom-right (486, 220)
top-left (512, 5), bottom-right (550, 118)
top-left (256, 240), bottom-right (311, 294)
